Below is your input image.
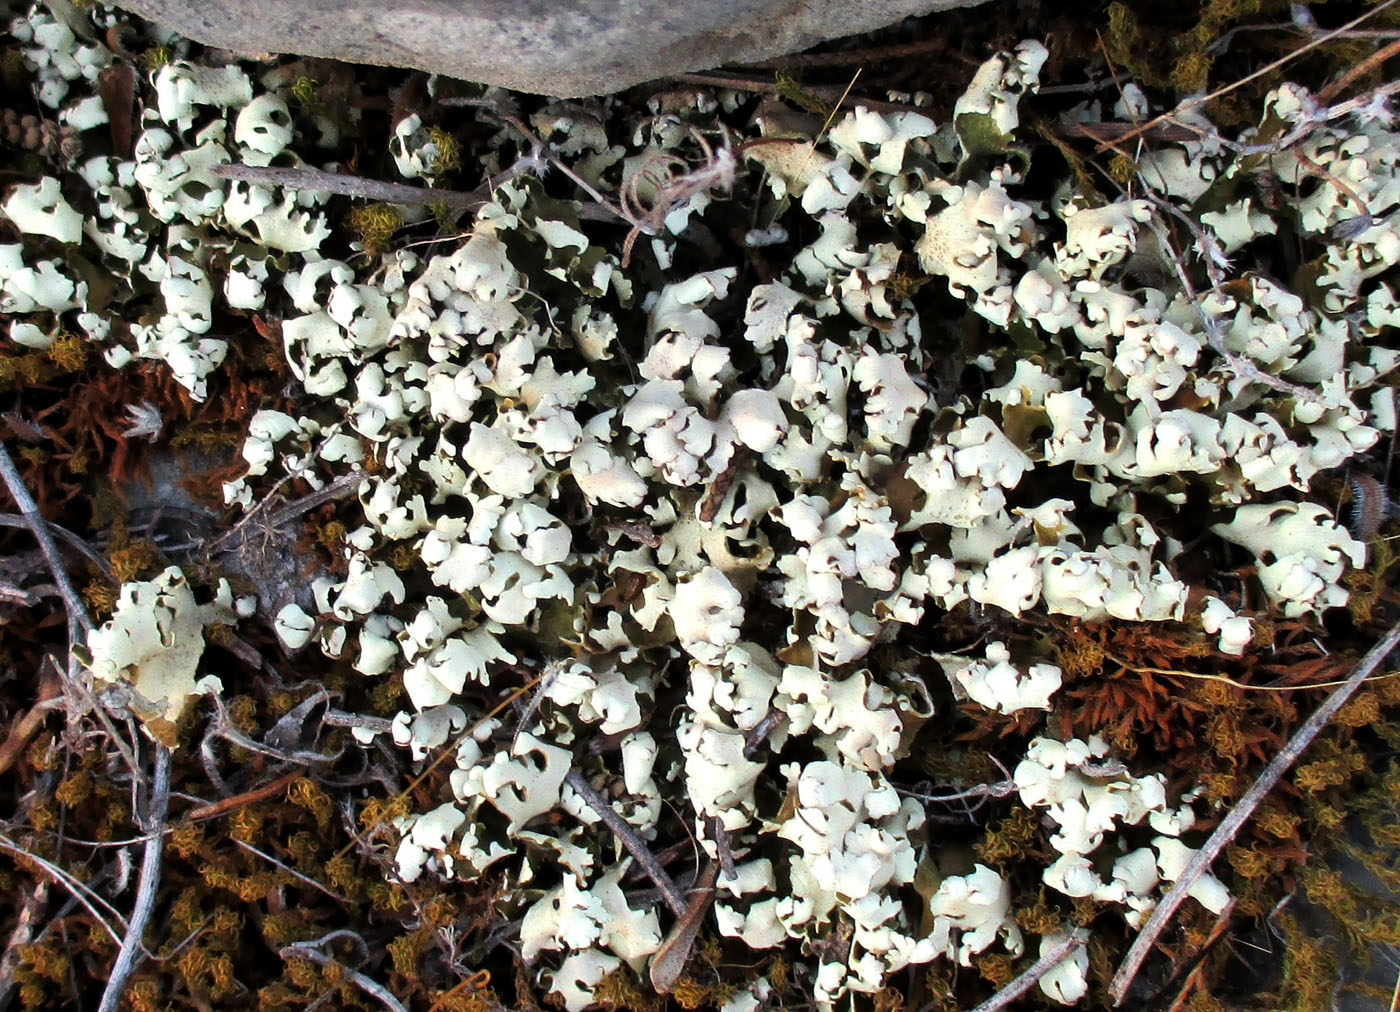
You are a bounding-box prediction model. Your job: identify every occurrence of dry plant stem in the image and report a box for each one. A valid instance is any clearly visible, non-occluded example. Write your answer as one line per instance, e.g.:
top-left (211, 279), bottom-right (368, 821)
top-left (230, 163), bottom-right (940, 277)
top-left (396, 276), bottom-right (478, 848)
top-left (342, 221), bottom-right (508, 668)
top-left (1238, 79), bottom-right (1400, 156)
top-left (650, 858), bottom-right (720, 993)
top-left (1095, 0), bottom-right (1398, 155)
top-left (966, 931), bottom-right (1088, 1012)
top-left (97, 742), bottom-right (171, 1012)
top-left (340, 677), bottom-right (540, 862)
top-left (1110, 618), bottom-right (1400, 1005)
top-left (279, 940), bottom-right (407, 1012)
top-left (898, 780), bottom-right (1018, 805)
top-left (39, 652), bottom-right (141, 781)
top-left (234, 839), bottom-right (349, 903)
top-left (1135, 194), bottom-right (1321, 405)
top-left (185, 766), bottom-right (307, 822)
top-left (0, 835), bottom-right (127, 943)
top-left (0, 513), bottom-right (112, 578)
top-left (0, 443), bottom-right (93, 637)
top-left (668, 72), bottom-right (923, 115)
top-left (205, 470), bottom-right (363, 557)
top-left (210, 163), bottom-right (487, 209)
top-left (1318, 36), bottom-right (1400, 104)
top-left (1164, 900), bottom-right (1236, 1012)
top-left (0, 878), bottom-right (46, 1010)
top-left (563, 768), bottom-right (686, 916)
top-left (263, 471), bottom-right (366, 529)
top-left (322, 710), bottom-right (394, 734)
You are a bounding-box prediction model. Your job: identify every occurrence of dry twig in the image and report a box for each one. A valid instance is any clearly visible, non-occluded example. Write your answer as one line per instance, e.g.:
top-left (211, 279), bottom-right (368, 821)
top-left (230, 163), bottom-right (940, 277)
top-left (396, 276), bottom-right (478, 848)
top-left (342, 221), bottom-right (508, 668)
top-left (184, 766), bottom-right (307, 822)
top-left (0, 443), bottom-right (93, 638)
top-left (211, 163), bottom-right (487, 209)
top-left (0, 513), bottom-right (112, 578)
top-left (280, 931), bottom-right (407, 1012)
top-left (0, 835), bottom-right (128, 944)
top-left (650, 857), bottom-right (720, 993)
top-left (964, 931), bottom-right (1089, 1012)
top-left (97, 743), bottom-right (171, 1012)
top-left (1093, 0), bottom-right (1399, 154)
top-left (564, 768), bottom-right (686, 916)
top-left (0, 879), bottom-right (47, 1011)
top-left (1110, 619), bottom-right (1400, 1004)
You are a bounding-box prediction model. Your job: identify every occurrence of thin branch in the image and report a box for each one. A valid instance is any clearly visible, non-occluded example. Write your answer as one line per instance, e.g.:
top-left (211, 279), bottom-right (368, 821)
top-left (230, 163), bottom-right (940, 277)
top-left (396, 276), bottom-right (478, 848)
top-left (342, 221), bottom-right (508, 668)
top-left (322, 711), bottom-right (394, 735)
top-left (279, 937), bottom-right (407, 1012)
top-left (184, 767), bottom-right (307, 822)
top-left (1110, 619), bottom-right (1400, 1005)
top-left (564, 768), bottom-right (686, 915)
top-left (263, 471), bottom-right (367, 529)
top-left (210, 163), bottom-right (488, 209)
top-left (1164, 900), bottom-right (1236, 1012)
top-left (967, 931), bottom-right (1089, 1012)
top-left (203, 470), bottom-right (364, 558)
top-left (0, 513), bottom-right (113, 578)
top-left (0, 444), bottom-right (93, 636)
top-left (234, 839), bottom-right (349, 903)
top-left (97, 743), bottom-right (172, 1012)
top-left (1096, 0), bottom-right (1398, 154)
top-left (650, 858), bottom-right (720, 994)
top-left (0, 835), bottom-right (127, 944)
top-left (0, 878), bottom-right (47, 1011)
top-left (39, 653), bottom-right (141, 782)
top-left (897, 780), bottom-right (1019, 805)
top-left (667, 72), bottom-right (925, 115)
top-left (1317, 36), bottom-right (1400, 104)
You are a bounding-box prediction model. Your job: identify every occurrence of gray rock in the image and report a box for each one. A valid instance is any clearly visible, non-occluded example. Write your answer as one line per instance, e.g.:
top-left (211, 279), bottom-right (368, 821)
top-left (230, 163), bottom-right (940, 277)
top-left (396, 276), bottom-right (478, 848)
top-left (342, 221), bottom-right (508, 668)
top-left (109, 0), bottom-right (990, 97)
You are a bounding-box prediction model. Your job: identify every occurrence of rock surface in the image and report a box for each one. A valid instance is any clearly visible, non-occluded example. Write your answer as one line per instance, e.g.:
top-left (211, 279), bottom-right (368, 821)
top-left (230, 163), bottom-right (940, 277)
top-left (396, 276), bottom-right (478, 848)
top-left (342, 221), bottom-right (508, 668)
top-left (110, 0), bottom-right (990, 97)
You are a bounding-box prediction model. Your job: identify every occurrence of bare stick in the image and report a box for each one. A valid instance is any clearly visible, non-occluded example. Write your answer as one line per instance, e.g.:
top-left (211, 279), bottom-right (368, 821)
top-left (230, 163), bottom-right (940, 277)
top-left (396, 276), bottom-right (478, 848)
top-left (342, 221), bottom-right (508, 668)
top-left (898, 780), bottom-right (1018, 805)
top-left (234, 839), bottom-right (349, 903)
top-left (1110, 619), bottom-right (1400, 1005)
top-left (564, 768), bottom-right (686, 915)
top-left (0, 513), bottom-right (113, 578)
top-left (1095, 0), bottom-right (1398, 154)
top-left (97, 743), bottom-right (171, 1012)
top-left (0, 836), bottom-right (127, 943)
top-left (0, 878), bottom-right (47, 1010)
top-left (650, 858), bottom-right (720, 993)
top-left (204, 470), bottom-right (364, 557)
top-left (1318, 36), bottom-right (1400, 103)
top-left (279, 937), bottom-right (407, 1012)
top-left (967, 932), bottom-right (1088, 1012)
top-left (211, 163), bottom-right (487, 209)
top-left (0, 444), bottom-right (93, 636)
top-left (185, 767), bottom-right (307, 822)
top-left (322, 711), bottom-right (394, 735)
top-left (667, 72), bottom-right (923, 115)
top-left (264, 471), bottom-right (367, 529)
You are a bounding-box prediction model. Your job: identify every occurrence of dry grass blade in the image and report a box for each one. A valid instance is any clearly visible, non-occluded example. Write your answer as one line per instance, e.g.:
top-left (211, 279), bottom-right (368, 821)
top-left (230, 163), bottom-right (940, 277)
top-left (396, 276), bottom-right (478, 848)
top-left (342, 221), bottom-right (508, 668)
top-left (1110, 619), bottom-right (1400, 1005)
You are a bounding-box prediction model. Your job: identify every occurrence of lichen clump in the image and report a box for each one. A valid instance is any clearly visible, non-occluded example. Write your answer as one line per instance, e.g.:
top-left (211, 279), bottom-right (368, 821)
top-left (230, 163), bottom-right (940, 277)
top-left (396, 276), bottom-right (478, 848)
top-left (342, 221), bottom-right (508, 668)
top-left (5, 3), bottom-right (1400, 1010)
